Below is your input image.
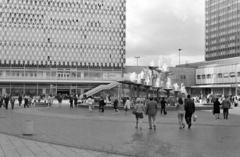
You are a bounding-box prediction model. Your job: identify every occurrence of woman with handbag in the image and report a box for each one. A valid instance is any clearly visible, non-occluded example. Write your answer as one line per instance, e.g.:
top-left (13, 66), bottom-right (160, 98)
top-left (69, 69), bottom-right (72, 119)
top-left (134, 98), bottom-right (145, 130)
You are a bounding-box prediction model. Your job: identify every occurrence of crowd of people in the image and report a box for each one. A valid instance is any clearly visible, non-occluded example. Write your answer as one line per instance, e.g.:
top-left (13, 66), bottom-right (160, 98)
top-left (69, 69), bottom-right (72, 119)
top-left (0, 92), bottom-right (235, 131)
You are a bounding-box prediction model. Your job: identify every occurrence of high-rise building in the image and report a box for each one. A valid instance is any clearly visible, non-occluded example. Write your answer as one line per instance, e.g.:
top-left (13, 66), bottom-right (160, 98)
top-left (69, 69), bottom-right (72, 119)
top-left (0, 0), bottom-right (126, 96)
top-left (205, 0), bottom-right (240, 61)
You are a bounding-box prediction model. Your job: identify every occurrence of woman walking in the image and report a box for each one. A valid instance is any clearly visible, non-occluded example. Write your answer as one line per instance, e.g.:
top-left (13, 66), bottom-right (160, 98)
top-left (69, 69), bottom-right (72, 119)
top-left (87, 96), bottom-right (94, 112)
top-left (135, 98), bottom-right (145, 130)
top-left (176, 97), bottom-right (185, 129)
top-left (213, 98), bottom-right (221, 119)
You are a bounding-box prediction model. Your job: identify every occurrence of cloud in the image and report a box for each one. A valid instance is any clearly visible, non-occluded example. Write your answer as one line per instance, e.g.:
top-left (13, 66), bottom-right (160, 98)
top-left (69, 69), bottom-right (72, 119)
top-left (126, 0), bottom-right (205, 66)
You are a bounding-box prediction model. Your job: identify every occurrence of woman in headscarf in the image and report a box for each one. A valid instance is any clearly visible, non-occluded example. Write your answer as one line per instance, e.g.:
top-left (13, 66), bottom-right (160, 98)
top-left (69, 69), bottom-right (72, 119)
top-left (213, 98), bottom-right (221, 119)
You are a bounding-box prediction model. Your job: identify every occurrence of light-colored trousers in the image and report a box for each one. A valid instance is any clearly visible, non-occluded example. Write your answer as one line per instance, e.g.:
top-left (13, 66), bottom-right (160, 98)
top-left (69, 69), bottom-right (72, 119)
top-left (148, 114), bottom-right (156, 128)
top-left (178, 113), bottom-right (184, 127)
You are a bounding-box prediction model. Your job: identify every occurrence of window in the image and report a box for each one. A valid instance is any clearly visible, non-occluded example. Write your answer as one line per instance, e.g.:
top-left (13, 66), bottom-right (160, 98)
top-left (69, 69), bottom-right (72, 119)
top-left (230, 72), bottom-right (236, 77)
top-left (237, 72), bottom-right (240, 77)
top-left (202, 75), bottom-right (206, 79)
top-left (197, 75), bottom-right (201, 79)
top-left (223, 73), bottom-right (229, 78)
top-left (180, 75), bottom-right (186, 79)
top-left (217, 73), bottom-right (222, 78)
top-left (207, 74), bottom-right (211, 79)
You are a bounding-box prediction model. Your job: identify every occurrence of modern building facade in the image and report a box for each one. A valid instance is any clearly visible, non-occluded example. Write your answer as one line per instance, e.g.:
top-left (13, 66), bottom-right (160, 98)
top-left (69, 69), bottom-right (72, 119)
top-left (178, 57), bottom-right (240, 97)
top-left (205, 0), bottom-right (240, 61)
top-left (0, 0), bottom-right (126, 96)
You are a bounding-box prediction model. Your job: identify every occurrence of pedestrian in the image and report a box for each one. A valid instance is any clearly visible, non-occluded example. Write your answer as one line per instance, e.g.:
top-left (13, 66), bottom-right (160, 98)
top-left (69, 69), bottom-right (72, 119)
top-left (32, 96), bottom-right (36, 107)
top-left (0, 96), bottom-right (2, 108)
top-left (176, 97), bottom-right (185, 129)
top-left (160, 97), bottom-right (167, 115)
top-left (57, 94), bottom-right (62, 108)
top-left (10, 95), bottom-right (15, 110)
top-left (99, 96), bottom-right (105, 112)
top-left (185, 94), bottom-right (195, 129)
top-left (221, 96), bottom-right (231, 119)
top-left (124, 97), bottom-right (132, 114)
top-left (146, 97), bottom-right (158, 130)
top-left (113, 98), bottom-right (120, 114)
top-left (18, 94), bottom-right (22, 106)
top-left (74, 94), bottom-right (78, 107)
top-left (213, 98), bottom-right (221, 119)
top-left (135, 98), bottom-right (145, 130)
top-left (69, 95), bottom-right (73, 108)
top-left (24, 95), bottom-right (29, 108)
top-left (4, 94), bottom-right (9, 110)
top-left (87, 96), bottom-right (94, 112)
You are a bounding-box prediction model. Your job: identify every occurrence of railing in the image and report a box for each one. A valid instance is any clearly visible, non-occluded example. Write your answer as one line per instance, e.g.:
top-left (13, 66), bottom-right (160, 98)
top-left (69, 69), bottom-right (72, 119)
top-left (85, 81), bottom-right (119, 96)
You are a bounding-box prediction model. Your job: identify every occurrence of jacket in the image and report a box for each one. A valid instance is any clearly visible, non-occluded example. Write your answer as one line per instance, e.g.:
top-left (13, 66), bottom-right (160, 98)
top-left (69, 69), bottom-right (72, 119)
top-left (185, 98), bottom-right (195, 113)
top-left (146, 100), bottom-right (158, 116)
top-left (222, 99), bottom-right (231, 109)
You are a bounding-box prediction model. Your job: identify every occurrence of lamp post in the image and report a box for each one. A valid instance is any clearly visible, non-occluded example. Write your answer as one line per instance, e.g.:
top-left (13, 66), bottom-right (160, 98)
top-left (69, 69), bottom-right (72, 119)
top-left (178, 49), bottom-right (182, 65)
top-left (135, 56), bottom-right (140, 66)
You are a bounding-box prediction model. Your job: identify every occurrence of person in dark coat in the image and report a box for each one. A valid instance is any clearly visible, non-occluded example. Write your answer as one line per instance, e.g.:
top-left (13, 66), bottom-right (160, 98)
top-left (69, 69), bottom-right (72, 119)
top-left (213, 98), bottom-right (221, 119)
top-left (113, 98), bottom-right (120, 113)
top-left (69, 95), bottom-right (73, 108)
top-left (99, 96), bottom-right (105, 112)
top-left (74, 94), bottom-right (78, 107)
top-left (160, 97), bottom-right (167, 115)
top-left (185, 95), bottom-right (195, 129)
top-left (4, 94), bottom-right (9, 110)
top-left (18, 95), bottom-right (22, 106)
top-left (0, 96), bottom-right (3, 108)
top-left (24, 95), bottom-right (29, 108)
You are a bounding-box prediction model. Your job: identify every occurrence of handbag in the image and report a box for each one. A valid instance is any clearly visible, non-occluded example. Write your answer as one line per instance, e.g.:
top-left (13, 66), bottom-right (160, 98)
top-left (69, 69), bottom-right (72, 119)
top-left (132, 108), bottom-right (137, 115)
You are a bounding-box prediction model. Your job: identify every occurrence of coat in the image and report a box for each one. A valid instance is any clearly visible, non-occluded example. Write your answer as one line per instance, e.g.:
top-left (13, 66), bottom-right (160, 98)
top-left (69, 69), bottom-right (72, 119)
top-left (213, 100), bottom-right (221, 114)
top-left (185, 98), bottom-right (195, 113)
top-left (146, 100), bottom-right (158, 116)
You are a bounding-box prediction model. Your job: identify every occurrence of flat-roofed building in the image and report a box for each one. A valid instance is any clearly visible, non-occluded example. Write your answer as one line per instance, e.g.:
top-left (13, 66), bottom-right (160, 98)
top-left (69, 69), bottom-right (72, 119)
top-left (0, 0), bottom-right (126, 96)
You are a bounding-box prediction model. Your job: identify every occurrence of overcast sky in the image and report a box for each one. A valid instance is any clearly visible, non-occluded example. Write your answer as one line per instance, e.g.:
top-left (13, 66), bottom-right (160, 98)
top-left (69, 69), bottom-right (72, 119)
top-left (125, 0), bottom-right (205, 67)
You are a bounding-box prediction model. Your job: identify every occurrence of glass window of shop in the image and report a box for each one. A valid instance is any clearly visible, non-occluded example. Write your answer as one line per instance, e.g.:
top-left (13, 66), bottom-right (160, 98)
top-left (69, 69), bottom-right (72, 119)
top-left (9, 83), bottom-right (24, 96)
top-left (25, 84), bottom-right (38, 96)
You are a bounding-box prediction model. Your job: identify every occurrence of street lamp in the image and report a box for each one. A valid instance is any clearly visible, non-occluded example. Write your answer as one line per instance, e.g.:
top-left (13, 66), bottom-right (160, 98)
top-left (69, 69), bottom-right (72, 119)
top-left (178, 49), bottom-right (182, 65)
top-left (135, 56), bottom-right (140, 66)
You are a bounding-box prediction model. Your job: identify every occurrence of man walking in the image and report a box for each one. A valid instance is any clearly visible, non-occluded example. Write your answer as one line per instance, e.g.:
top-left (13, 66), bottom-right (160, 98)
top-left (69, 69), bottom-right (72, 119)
top-left (185, 95), bottom-right (195, 129)
top-left (222, 96), bottom-right (231, 119)
top-left (146, 97), bottom-right (158, 130)
top-left (160, 97), bottom-right (167, 115)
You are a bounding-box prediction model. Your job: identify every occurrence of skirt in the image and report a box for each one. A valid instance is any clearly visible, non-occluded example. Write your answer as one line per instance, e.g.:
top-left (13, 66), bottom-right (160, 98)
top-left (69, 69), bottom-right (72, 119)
top-left (135, 112), bottom-right (143, 119)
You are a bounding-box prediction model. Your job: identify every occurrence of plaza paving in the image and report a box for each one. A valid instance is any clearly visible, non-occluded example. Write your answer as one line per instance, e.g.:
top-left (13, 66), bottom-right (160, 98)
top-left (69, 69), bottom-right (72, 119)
top-left (0, 100), bottom-right (240, 157)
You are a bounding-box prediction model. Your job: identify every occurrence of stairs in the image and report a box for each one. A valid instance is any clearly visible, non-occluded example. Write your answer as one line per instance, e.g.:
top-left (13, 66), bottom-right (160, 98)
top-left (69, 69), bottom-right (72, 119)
top-left (84, 81), bottom-right (120, 97)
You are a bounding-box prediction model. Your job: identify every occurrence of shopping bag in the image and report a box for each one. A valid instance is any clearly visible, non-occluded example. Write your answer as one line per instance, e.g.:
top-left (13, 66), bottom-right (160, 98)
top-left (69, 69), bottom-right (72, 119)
top-left (193, 114), bottom-right (197, 122)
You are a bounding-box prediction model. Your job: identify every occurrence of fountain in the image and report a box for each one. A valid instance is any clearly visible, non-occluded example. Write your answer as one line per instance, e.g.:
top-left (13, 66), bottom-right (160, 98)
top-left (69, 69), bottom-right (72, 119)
top-left (180, 83), bottom-right (188, 97)
top-left (173, 83), bottom-right (181, 102)
top-left (164, 77), bottom-right (173, 98)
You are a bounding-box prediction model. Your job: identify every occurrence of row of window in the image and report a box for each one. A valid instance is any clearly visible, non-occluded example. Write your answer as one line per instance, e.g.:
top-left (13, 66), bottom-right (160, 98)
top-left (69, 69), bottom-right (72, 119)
top-left (197, 72), bottom-right (240, 79)
top-left (0, 42), bottom-right (126, 50)
top-left (4, 0), bottom-right (125, 8)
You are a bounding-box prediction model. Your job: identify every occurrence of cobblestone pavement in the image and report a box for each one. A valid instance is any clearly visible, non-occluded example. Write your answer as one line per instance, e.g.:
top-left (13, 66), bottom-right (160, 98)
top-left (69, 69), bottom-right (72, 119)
top-left (0, 133), bottom-right (125, 157)
top-left (0, 100), bottom-right (239, 157)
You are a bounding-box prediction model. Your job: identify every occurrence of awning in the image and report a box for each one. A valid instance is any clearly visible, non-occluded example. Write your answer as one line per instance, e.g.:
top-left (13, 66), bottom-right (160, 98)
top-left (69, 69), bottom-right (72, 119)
top-left (191, 84), bottom-right (240, 88)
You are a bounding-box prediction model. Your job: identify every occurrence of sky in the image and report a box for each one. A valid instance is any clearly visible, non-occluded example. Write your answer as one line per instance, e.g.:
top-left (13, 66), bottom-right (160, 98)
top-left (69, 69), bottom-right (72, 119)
top-left (125, 0), bottom-right (205, 67)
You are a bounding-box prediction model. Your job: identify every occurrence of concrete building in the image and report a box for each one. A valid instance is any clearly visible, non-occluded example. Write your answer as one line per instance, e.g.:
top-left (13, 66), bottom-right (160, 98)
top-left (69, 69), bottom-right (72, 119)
top-left (0, 0), bottom-right (126, 96)
top-left (178, 57), bottom-right (240, 97)
top-left (205, 0), bottom-right (240, 61)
